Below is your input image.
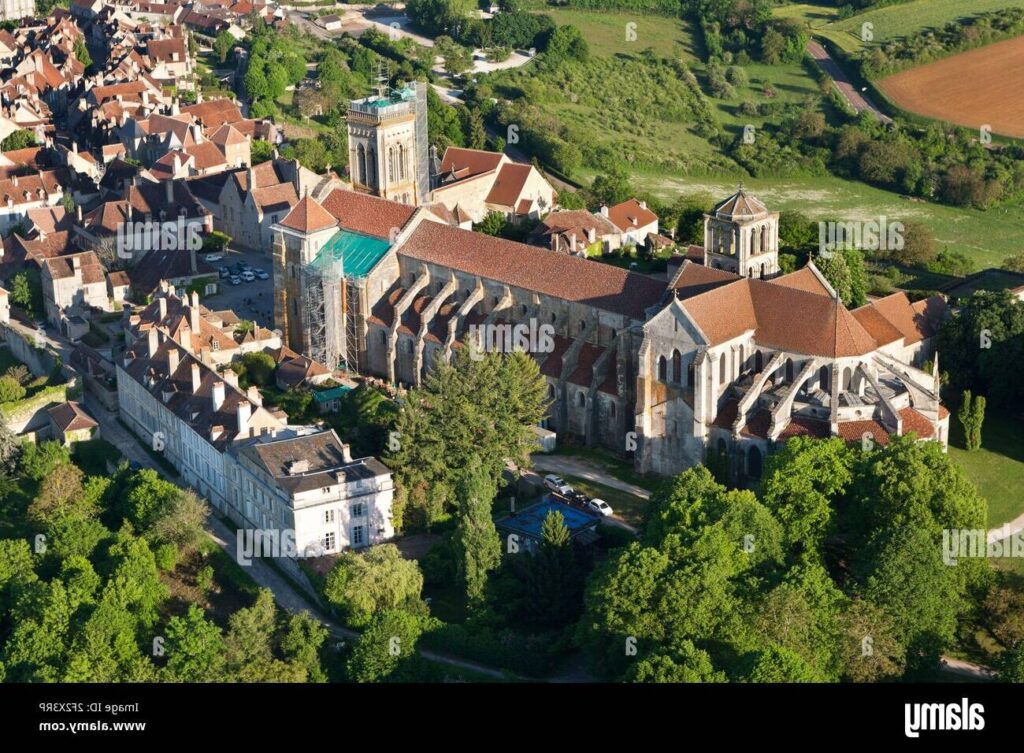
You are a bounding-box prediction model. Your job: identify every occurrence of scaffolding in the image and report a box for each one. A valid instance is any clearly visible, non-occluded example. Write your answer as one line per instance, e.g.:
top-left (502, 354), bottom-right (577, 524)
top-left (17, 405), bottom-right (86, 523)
top-left (414, 81), bottom-right (430, 205)
top-left (302, 258), bottom-right (344, 371)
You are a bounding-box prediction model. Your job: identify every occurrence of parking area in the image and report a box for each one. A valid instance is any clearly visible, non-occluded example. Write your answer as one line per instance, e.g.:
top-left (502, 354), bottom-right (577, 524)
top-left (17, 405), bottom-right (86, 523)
top-left (201, 247), bottom-right (275, 329)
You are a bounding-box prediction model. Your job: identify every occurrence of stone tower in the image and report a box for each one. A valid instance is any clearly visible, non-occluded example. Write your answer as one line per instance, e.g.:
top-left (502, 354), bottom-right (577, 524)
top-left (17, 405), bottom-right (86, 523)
top-left (703, 188), bottom-right (780, 279)
top-left (346, 82), bottom-right (428, 206)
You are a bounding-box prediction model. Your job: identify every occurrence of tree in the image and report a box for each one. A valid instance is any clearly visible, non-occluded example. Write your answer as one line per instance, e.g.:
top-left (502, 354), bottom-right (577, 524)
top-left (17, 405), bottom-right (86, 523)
top-left (387, 347), bottom-right (546, 529)
top-left (626, 640), bottom-right (725, 683)
top-left (102, 532), bottom-right (168, 630)
top-left (857, 524), bottom-right (961, 670)
top-left (0, 129), bottom-right (38, 151)
top-left (958, 390), bottom-right (985, 451)
top-left (213, 30), bottom-right (235, 63)
top-left (0, 417), bottom-right (20, 472)
top-left (839, 600), bottom-right (906, 682)
top-left (1002, 252), bottom-right (1024, 273)
top-left (148, 489), bottom-right (209, 557)
top-left (0, 375), bottom-right (25, 403)
top-left (815, 252), bottom-right (853, 307)
top-left (842, 248), bottom-right (868, 307)
top-left (19, 440), bottom-right (70, 480)
top-left (760, 437), bottom-right (853, 549)
top-left (163, 604), bottom-right (226, 682)
top-left (8, 268), bottom-right (42, 316)
top-left (999, 643), bottom-right (1024, 683)
top-left (73, 37), bottom-right (92, 69)
top-left (279, 612), bottom-right (328, 682)
top-left (557, 190), bottom-right (587, 210)
top-left (240, 351), bottom-right (276, 387)
top-left (323, 544), bottom-right (424, 628)
top-left (475, 211), bottom-right (506, 237)
top-left (546, 24), bottom-right (588, 63)
top-left (892, 220), bottom-right (936, 266)
top-left (589, 167), bottom-right (633, 208)
top-left (121, 469), bottom-right (180, 531)
top-left (27, 460), bottom-right (92, 528)
top-left (251, 139), bottom-right (274, 164)
top-left (743, 644), bottom-right (825, 682)
top-left (224, 589), bottom-right (302, 682)
top-left (525, 509), bottom-right (583, 627)
top-left (939, 290), bottom-right (1024, 408)
top-left (452, 460), bottom-right (501, 605)
top-left (346, 609), bottom-right (422, 682)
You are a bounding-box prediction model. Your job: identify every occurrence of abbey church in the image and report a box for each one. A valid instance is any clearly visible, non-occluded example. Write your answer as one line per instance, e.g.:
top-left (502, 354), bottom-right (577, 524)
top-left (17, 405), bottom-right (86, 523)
top-left (271, 89), bottom-right (949, 484)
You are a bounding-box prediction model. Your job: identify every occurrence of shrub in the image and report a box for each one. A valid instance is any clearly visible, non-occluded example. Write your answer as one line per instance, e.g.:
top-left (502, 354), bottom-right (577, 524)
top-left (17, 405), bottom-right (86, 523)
top-left (155, 543), bottom-right (179, 572)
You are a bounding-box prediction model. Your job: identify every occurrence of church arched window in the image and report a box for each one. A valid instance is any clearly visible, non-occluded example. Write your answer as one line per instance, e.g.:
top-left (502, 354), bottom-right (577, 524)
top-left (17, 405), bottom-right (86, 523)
top-left (398, 144), bottom-right (406, 180)
top-left (719, 352), bottom-right (727, 384)
top-left (819, 365), bottom-right (830, 394)
top-left (672, 350), bottom-right (681, 385)
top-left (761, 225), bottom-right (768, 254)
top-left (658, 355), bottom-right (667, 382)
top-left (356, 144), bottom-right (366, 184)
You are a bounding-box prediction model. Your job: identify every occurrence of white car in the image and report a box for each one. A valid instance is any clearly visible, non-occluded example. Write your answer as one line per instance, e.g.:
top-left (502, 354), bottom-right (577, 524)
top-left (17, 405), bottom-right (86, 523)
top-left (241, 270), bottom-right (255, 282)
top-left (229, 275), bottom-right (242, 285)
top-left (543, 474), bottom-right (573, 495)
top-left (254, 269), bottom-right (270, 280)
top-left (204, 253), bottom-right (224, 262)
top-left (586, 498), bottom-right (613, 517)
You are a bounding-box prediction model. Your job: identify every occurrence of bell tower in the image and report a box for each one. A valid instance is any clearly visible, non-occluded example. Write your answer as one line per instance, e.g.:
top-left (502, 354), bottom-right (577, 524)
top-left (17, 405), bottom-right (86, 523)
top-left (346, 70), bottom-right (428, 206)
top-left (703, 188), bottom-right (780, 279)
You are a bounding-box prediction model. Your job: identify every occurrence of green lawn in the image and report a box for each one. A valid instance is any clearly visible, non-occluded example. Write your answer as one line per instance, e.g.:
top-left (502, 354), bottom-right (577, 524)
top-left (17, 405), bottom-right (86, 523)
top-left (948, 413), bottom-right (1024, 528)
top-left (822, 0), bottom-right (1024, 54)
top-left (559, 474), bottom-right (647, 528)
top-left (539, 8), bottom-right (702, 62)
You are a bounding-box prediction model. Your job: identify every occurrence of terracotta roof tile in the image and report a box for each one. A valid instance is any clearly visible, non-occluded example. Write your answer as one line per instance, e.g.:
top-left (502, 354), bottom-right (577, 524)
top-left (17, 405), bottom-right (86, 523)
top-left (398, 222), bottom-right (665, 321)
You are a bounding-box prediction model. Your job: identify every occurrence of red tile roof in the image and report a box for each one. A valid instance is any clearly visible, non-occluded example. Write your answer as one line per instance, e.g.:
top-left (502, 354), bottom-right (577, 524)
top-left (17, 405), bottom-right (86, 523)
top-left (397, 222), bottom-right (666, 321)
top-left (320, 188), bottom-right (415, 240)
top-left (278, 195), bottom-right (337, 233)
top-left (606, 198), bottom-right (657, 232)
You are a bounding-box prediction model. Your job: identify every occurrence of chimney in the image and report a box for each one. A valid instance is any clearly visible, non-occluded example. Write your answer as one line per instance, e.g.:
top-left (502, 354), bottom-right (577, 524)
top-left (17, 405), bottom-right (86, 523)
top-left (600, 205), bottom-right (609, 217)
top-left (75, 204), bottom-right (82, 222)
top-left (164, 179), bottom-right (173, 204)
top-left (223, 369), bottom-right (238, 387)
top-left (211, 380), bottom-right (225, 411)
top-left (146, 326), bottom-right (159, 357)
top-left (190, 362), bottom-right (201, 393)
top-left (246, 385), bottom-right (261, 406)
top-left (167, 347), bottom-right (179, 375)
top-left (71, 255), bottom-right (81, 271)
top-left (172, 153), bottom-right (180, 175)
top-left (158, 297), bottom-right (167, 319)
top-left (341, 444), bottom-right (352, 463)
top-left (639, 200), bottom-right (647, 210)
top-left (236, 399), bottom-right (251, 435)
top-left (189, 296), bottom-right (199, 331)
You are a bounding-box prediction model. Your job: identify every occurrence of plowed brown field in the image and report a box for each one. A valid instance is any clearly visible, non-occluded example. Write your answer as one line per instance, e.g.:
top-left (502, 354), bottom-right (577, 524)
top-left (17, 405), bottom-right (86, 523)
top-left (877, 35), bottom-right (1024, 138)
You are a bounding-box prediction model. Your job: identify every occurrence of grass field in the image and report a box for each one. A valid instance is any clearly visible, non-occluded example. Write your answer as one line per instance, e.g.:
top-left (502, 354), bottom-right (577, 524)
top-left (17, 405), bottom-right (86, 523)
top-left (877, 35), bottom-right (1024, 138)
top-left (813, 0), bottom-right (1024, 53)
top-left (503, 6), bottom-right (1024, 270)
top-left (948, 413), bottom-right (1024, 529)
top-left (541, 8), bottom-right (701, 61)
top-left (577, 170), bottom-right (1024, 269)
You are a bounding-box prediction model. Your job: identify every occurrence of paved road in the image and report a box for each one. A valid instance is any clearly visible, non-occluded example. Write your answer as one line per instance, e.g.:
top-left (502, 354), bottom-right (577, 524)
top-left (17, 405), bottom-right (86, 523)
top-left (807, 40), bottom-right (892, 124)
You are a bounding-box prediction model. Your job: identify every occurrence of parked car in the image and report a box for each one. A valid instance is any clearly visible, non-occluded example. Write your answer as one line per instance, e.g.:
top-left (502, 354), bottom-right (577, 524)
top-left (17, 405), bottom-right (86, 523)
top-left (585, 498), bottom-right (613, 517)
top-left (543, 474), bottom-right (573, 495)
top-left (254, 268), bottom-right (270, 280)
top-left (219, 266), bottom-right (231, 278)
top-left (564, 491), bottom-right (590, 509)
top-left (204, 253), bottom-right (224, 262)
top-left (229, 275), bottom-right (242, 285)
top-left (241, 270), bottom-right (255, 282)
